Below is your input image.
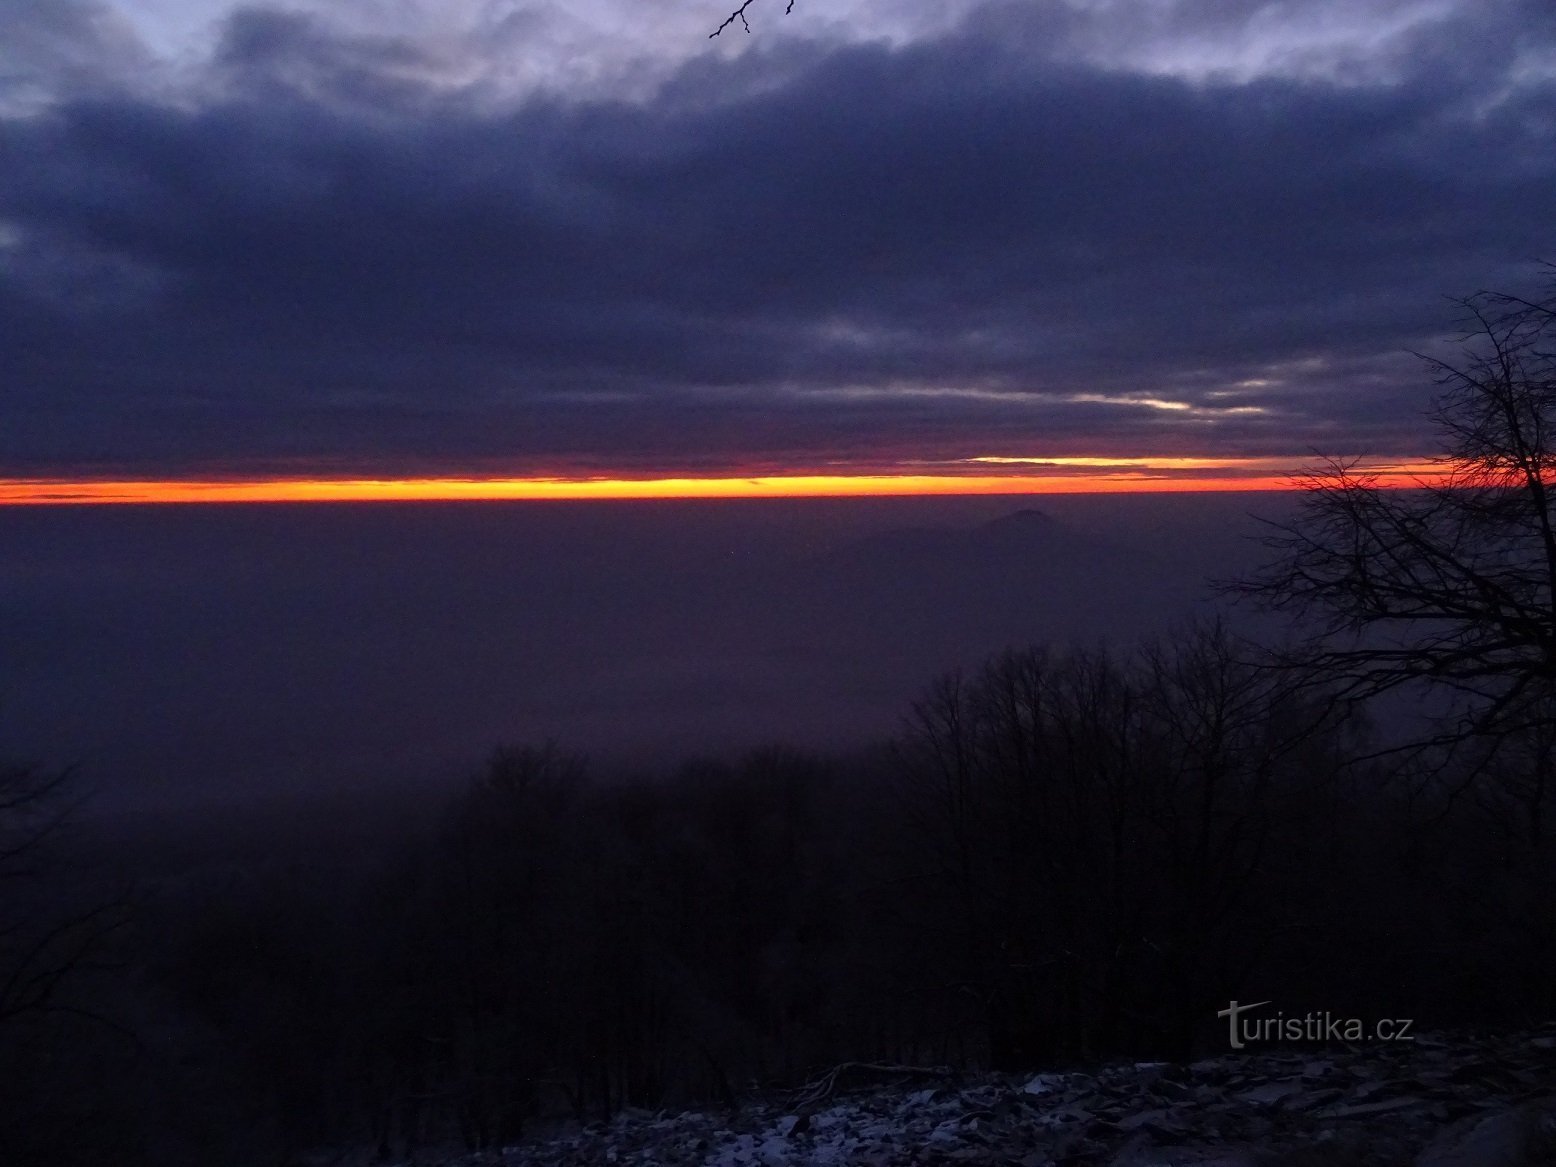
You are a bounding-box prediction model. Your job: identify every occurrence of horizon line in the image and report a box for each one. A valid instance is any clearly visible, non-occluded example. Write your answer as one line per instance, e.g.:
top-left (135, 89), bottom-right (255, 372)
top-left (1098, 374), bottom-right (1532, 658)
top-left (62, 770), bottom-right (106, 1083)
top-left (0, 462), bottom-right (1445, 505)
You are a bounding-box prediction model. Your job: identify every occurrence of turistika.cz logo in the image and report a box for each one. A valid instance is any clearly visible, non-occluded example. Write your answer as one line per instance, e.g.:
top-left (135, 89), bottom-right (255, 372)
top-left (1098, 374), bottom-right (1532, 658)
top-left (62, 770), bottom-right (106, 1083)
top-left (1217, 1000), bottom-right (1415, 1049)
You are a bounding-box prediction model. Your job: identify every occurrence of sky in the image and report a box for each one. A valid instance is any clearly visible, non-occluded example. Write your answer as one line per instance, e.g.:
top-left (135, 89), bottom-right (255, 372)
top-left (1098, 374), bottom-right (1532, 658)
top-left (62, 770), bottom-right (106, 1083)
top-left (1, 0), bottom-right (1553, 498)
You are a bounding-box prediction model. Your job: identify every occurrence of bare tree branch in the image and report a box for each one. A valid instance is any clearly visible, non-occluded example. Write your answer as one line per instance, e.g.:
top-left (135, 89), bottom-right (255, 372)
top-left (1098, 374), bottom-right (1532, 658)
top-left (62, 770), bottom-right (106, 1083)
top-left (1225, 270), bottom-right (1556, 776)
top-left (0, 760), bottom-right (130, 1038)
top-left (710, 0), bottom-right (795, 38)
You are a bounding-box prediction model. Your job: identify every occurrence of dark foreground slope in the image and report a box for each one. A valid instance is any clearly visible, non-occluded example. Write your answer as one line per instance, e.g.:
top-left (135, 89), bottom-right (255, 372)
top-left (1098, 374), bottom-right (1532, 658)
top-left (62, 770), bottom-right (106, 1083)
top-left (417, 1027), bottom-right (1556, 1167)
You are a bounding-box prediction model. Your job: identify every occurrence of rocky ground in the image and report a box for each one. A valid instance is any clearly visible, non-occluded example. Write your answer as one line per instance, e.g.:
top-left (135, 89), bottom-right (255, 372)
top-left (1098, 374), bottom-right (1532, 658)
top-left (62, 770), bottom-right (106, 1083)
top-left (428, 1026), bottom-right (1556, 1167)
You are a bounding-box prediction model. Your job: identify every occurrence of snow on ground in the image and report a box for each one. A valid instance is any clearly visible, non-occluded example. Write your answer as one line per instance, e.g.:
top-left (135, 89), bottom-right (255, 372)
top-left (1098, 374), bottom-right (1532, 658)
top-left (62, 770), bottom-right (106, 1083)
top-left (424, 1026), bottom-right (1556, 1167)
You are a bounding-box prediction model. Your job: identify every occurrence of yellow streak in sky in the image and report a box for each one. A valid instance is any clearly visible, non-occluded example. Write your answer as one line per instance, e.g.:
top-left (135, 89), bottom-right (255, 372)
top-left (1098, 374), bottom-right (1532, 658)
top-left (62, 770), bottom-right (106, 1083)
top-left (0, 462), bottom-right (1449, 505)
top-left (963, 455), bottom-right (1284, 469)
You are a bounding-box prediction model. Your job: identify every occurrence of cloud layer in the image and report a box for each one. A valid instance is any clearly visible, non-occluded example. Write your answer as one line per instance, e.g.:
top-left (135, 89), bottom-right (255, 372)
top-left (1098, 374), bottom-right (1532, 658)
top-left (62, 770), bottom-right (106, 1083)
top-left (1, 0), bottom-right (1552, 479)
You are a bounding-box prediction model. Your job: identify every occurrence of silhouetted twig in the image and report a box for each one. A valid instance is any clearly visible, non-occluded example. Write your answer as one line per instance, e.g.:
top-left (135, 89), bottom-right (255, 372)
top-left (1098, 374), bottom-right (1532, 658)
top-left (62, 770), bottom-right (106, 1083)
top-left (710, 0), bottom-right (795, 38)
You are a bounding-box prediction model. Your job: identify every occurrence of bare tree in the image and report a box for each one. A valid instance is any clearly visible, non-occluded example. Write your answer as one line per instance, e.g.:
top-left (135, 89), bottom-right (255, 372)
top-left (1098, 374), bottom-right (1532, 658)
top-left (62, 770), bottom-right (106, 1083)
top-left (891, 625), bottom-right (1351, 1064)
top-left (1231, 271), bottom-right (1556, 787)
top-left (0, 761), bottom-right (124, 1031)
top-left (0, 760), bottom-right (137, 1161)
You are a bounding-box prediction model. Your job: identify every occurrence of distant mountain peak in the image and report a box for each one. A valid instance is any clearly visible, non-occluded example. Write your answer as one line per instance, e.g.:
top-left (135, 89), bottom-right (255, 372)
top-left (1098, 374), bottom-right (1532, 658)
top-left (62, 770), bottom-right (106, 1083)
top-left (971, 508), bottom-right (1072, 546)
top-left (981, 507), bottom-right (1055, 530)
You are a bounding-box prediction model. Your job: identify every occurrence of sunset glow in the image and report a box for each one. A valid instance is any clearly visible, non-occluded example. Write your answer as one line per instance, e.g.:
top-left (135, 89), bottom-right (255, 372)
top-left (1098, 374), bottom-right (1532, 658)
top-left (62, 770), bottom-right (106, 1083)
top-left (0, 459), bottom-right (1448, 505)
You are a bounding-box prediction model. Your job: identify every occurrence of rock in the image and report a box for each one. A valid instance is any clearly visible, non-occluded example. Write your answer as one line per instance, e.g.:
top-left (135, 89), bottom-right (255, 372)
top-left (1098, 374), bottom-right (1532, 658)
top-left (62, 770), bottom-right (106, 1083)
top-left (1108, 1135), bottom-right (1266, 1167)
top-left (1415, 1099), bottom-right (1556, 1167)
top-left (457, 1029), bottom-right (1556, 1167)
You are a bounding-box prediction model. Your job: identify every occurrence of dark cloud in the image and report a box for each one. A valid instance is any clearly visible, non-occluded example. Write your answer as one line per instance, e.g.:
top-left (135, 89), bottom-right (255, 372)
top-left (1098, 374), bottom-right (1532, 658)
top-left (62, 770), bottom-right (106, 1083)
top-left (0, 0), bottom-right (151, 111)
top-left (0, 0), bottom-right (1552, 478)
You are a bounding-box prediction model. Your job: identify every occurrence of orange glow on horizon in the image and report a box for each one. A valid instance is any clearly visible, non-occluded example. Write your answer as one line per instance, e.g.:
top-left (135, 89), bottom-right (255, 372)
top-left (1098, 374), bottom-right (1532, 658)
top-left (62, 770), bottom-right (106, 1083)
top-left (0, 461), bottom-right (1450, 505)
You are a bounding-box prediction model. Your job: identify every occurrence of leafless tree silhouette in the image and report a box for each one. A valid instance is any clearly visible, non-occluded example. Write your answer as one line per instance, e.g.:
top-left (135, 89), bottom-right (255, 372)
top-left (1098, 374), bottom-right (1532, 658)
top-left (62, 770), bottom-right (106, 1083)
top-left (0, 761), bottom-right (123, 1030)
top-left (1231, 268), bottom-right (1556, 785)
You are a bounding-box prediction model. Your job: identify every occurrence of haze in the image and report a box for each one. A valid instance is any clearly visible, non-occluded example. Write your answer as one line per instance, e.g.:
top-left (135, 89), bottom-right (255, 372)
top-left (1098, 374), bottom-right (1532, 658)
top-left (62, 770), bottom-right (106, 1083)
top-left (1, 492), bottom-right (1289, 818)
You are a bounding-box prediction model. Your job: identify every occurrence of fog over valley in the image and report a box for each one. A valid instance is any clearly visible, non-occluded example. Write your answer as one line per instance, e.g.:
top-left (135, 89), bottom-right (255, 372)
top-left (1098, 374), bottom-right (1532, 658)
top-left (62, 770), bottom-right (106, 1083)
top-left (1, 492), bottom-right (1287, 820)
